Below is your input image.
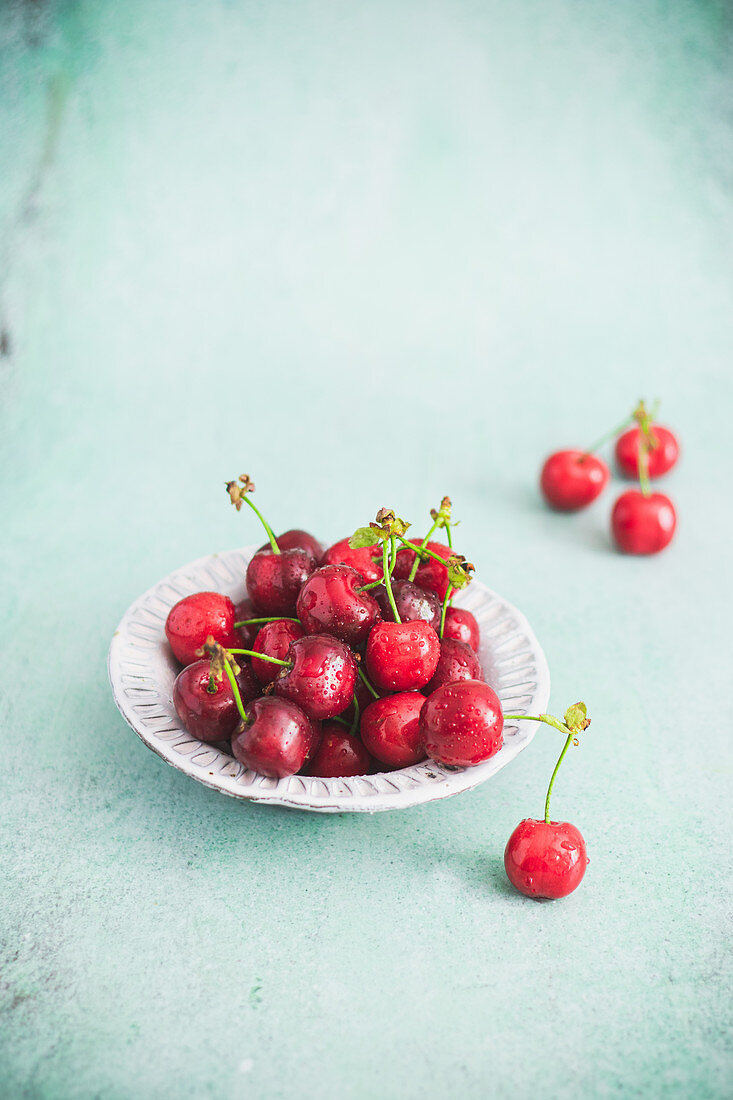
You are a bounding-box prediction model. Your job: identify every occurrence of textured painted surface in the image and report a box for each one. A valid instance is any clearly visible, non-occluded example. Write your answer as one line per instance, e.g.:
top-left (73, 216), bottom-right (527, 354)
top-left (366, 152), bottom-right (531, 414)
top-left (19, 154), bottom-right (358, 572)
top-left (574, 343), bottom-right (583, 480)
top-left (1, 2), bottom-right (732, 1098)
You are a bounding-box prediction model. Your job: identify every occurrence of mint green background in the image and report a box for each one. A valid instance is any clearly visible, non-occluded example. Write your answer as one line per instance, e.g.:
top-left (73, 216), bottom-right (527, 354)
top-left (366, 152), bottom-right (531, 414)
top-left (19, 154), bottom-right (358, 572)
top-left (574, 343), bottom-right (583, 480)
top-left (1, 2), bottom-right (732, 1098)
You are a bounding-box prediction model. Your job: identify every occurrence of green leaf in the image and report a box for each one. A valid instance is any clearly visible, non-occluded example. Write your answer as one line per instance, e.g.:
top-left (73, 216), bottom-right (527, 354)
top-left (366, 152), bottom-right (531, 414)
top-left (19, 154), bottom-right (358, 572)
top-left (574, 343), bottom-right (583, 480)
top-left (349, 527), bottom-right (381, 549)
top-left (564, 701), bottom-right (589, 731)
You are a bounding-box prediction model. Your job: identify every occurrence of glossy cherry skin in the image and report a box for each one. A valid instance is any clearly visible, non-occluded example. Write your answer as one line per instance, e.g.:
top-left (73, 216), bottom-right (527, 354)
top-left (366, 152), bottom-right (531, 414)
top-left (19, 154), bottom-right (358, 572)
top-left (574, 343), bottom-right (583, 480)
top-left (259, 529), bottom-right (323, 560)
top-left (504, 819), bottom-right (588, 900)
top-left (374, 579), bottom-right (441, 632)
top-left (540, 450), bottom-right (610, 511)
top-left (443, 606), bottom-right (480, 652)
top-left (246, 547), bottom-right (316, 616)
top-left (165, 592), bottom-right (241, 666)
top-left (234, 596), bottom-right (259, 649)
top-left (424, 638), bottom-right (484, 694)
top-left (611, 490), bottom-right (676, 554)
top-left (305, 721), bottom-right (372, 777)
top-left (235, 661), bottom-right (261, 706)
top-left (360, 692), bottom-right (427, 768)
top-left (250, 619), bottom-right (305, 684)
top-left (616, 424), bottom-right (679, 479)
top-left (393, 539), bottom-right (453, 601)
top-left (320, 538), bottom-right (383, 584)
top-left (420, 680), bottom-right (503, 767)
top-left (296, 565), bottom-right (381, 646)
top-left (173, 660), bottom-right (240, 742)
top-left (231, 696), bottom-right (320, 778)
top-left (365, 620), bottom-right (441, 693)
top-left (274, 634), bottom-right (357, 720)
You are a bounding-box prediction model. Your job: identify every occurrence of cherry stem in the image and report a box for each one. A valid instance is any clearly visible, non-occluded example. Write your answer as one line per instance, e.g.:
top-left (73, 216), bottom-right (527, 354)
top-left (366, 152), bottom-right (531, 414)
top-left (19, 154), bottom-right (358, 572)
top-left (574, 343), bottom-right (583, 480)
top-left (544, 732), bottom-right (574, 824)
top-left (502, 712), bottom-right (577, 824)
top-left (446, 522), bottom-right (453, 550)
top-left (638, 424), bottom-right (652, 498)
top-left (207, 670), bottom-right (217, 694)
top-left (221, 655), bottom-right (248, 723)
top-left (329, 715), bottom-right (350, 729)
top-left (439, 586), bottom-right (451, 639)
top-left (349, 692), bottom-right (360, 737)
top-left (395, 533), bottom-right (448, 569)
top-left (357, 579), bottom-right (383, 592)
top-left (241, 496), bottom-right (280, 554)
top-left (227, 648), bottom-right (292, 669)
top-left (381, 538), bottom-right (401, 623)
top-left (408, 520), bottom-right (439, 582)
top-left (581, 413), bottom-right (634, 460)
top-left (234, 617), bottom-right (300, 627)
top-left (358, 666), bottom-right (380, 700)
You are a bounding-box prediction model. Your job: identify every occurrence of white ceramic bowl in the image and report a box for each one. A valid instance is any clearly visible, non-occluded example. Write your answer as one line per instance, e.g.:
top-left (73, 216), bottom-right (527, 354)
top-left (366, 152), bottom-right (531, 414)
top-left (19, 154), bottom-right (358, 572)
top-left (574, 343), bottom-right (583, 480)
top-left (108, 546), bottom-right (550, 813)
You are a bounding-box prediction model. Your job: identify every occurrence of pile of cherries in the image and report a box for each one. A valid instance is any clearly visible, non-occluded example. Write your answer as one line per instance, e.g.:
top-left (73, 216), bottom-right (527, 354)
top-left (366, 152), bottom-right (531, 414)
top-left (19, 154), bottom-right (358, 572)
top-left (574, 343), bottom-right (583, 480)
top-left (163, 477), bottom-right (590, 900)
top-left (540, 400), bottom-right (679, 554)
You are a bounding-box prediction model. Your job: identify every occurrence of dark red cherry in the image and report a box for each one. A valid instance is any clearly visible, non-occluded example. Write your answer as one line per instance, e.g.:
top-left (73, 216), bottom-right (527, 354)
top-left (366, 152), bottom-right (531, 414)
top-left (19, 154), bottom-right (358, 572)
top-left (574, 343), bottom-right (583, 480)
top-left (540, 450), bottom-right (610, 511)
top-left (173, 660), bottom-right (239, 742)
top-left (235, 660), bottom-right (260, 705)
top-left (234, 596), bottom-right (259, 648)
top-left (274, 634), bottom-right (357, 720)
top-left (165, 592), bottom-right (240, 666)
top-left (360, 692), bottom-right (426, 769)
top-left (611, 490), bottom-right (676, 554)
top-left (365, 620), bottom-right (441, 693)
top-left (258, 529), bottom-right (323, 560)
top-left (373, 579), bottom-right (441, 632)
top-left (296, 564), bottom-right (381, 646)
top-left (246, 547), bottom-right (316, 616)
top-left (338, 675), bottom-right (376, 724)
top-left (616, 424), bottom-right (679, 479)
top-left (231, 696), bottom-right (320, 778)
top-left (504, 819), bottom-right (588, 900)
top-left (305, 722), bottom-right (372, 777)
top-left (393, 539), bottom-right (453, 601)
top-left (424, 637), bottom-right (483, 694)
top-left (420, 680), bottom-right (503, 766)
top-left (250, 619), bottom-right (305, 684)
top-left (443, 606), bottom-right (480, 652)
top-left (320, 538), bottom-right (383, 584)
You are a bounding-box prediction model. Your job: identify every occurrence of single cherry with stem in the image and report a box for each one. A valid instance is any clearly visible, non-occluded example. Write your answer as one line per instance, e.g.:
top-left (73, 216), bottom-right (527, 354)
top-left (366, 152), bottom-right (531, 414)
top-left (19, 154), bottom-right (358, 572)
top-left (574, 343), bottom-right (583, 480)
top-left (296, 564), bottom-right (381, 646)
top-left (503, 702), bottom-right (590, 900)
top-left (258, 529), bottom-right (323, 560)
top-left (611, 421), bottom-right (676, 554)
top-left (249, 619), bottom-right (305, 685)
top-left (360, 692), bottom-right (427, 769)
top-left (539, 413), bottom-right (634, 512)
top-left (173, 658), bottom-right (242, 743)
top-left (165, 591), bottom-right (241, 666)
top-left (305, 718), bottom-right (372, 778)
top-left (273, 633), bottom-right (358, 720)
top-left (420, 679), bottom-right (503, 766)
top-left (616, 400), bottom-right (679, 479)
top-left (442, 606), bottom-right (480, 652)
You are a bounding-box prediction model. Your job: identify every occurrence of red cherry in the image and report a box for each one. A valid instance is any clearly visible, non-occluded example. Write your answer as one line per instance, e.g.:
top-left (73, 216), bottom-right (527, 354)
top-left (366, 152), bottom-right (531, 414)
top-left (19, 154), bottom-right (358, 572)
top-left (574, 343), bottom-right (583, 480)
top-left (443, 606), bottom-right (480, 652)
top-left (165, 592), bottom-right (240, 666)
top-left (320, 538), bottom-right (384, 584)
top-left (231, 696), bottom-right (320, 778)
top-left (274, 634), bottom-right (357, 720)
top-left (360, 692), bottom-right (427, 769)
top-left (373, 579), bottom-right (441, 632)
top-left (365, 620), bottom-right (440, 693)
top-left (234, 597), bottom-right (259, 649)
top-left (611, 490), bottom-right (676, 554)
top-left (250, 619), bottom-right (305, 684)
top-left (305, 721), bottom-right (372, 777)
top-left (420, 680), bottom-right (503, 766)
top-left (258, 529), bottom-right (323, 560)
top-left (173, 660), bottom-right (240, 742)
top-left (616, 424), bottom-right (679, 479)
top-left (296, 564), bottom-right (381, 646)
top-left (504, 819), bottom-right (588, 899)
top-left (337, 674), bottom-right (376, 724)
top-left (424, 637), bottom-right (483, 694)
top-left (235, 661), bottom-right (260, 705)
top-left (246, 547), bottom-right (316, 616)
top-left (540, 450), bottom-right (610, 511)
top-left (393, 540), bottom-right (453, 601)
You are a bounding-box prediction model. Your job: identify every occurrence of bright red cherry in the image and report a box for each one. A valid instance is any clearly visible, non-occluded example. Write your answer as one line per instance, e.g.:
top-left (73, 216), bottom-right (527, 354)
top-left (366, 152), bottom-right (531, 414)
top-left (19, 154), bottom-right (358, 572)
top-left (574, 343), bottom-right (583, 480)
top-left (424, 637), bottom-right (483, 694)
top-left (296, 565), bottom-right (381, 646)
top-left (365, 620), bottom-right (440, 693)
top-left (274, 634), bottom-right (357, 720)
top-left (165, 592), bottom-right (241, 666)
top-left (231, 696), bottom-right (320, 778)
top-left (305, 722), bottom-right (372, 777)
top-left (373, 579), bottom-right (441, 632)
top-left (442, 606), bottom-right (480, 652)
top-left (504, 819), bottom-right (588, 900)
top-left (540, 450), bottom-right (610, 511)
top-left (250, 619), bottom-right (305, 684)
top-left (173, 660), bottom-right (240, 742)
top-left (611, 490), bottom-right (676, 554)
top-left (420, 680), bottom-right (503, 766)
top-left (246, 547), bottom-right (316, 616)
top-left (616, 424), bottom-right (679, 479)
top-left (320, 538), bottom-right (383, 584)
top-left (259, 529), bottom-right (323, 560)
top-left (393, 540), bottom-right (453, 601)
top-left (360, 693), bottom-right (426, 768)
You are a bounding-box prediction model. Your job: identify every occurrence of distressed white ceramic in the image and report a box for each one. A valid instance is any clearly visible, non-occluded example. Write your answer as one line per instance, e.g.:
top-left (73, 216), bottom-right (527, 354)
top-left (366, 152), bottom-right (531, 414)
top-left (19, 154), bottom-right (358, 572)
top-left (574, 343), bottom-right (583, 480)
top-left (108, 546), bottom-right (551, 813)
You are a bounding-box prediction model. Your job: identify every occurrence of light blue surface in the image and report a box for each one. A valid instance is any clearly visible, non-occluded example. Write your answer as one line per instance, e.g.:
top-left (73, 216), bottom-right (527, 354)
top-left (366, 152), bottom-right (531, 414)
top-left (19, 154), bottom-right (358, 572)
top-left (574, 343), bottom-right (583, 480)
top-left (1, 2), bottom-right (732, 1097)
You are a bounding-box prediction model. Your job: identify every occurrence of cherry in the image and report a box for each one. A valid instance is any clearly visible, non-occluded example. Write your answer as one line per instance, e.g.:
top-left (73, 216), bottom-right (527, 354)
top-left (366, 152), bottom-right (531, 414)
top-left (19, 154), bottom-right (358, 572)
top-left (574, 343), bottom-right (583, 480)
top-left (393, 539), bottom-right (454, 601)
top-left (250, 619), bottom-right (305, 684)
top-left (259, 529), bottom-right (323, 560)
top-left (320, 538), bottom-right (383, 584)
top-left (420, 680), bottom-right (503, 766)
top-left (504, 820), bottom-right (588, 900)
top-left (373, 579), bottom-right (441, 632)
top-left (360, 692), bottom-right (427, 769)
top-left (616, 423), bottom-right (679, 479)
top-left (366, 620), bottom-right (441, 693)
top-left (274, 634), bottom-right (358, 720)
top-left (234, 597), bottom-right (259, 649)
top-left (235, 661), bottom-right (260, 705)
top-left (442, 606), bottom-right (480, 652)
top-left (540, 450), bottom-right (610, 511)
top-left (173, 659), bottom-right (241, 742)
top-left (611, 490), bottom-right (676, 554)
top-left (424, 637), bottom-right (483, 694)
top-left (231, 696), bottom-right (320, 778)
top-left (296, 564), bottom-right (381, 646)
top-left (305, 721), bottom-right (372, 777)
top-left (165, 592), bottom-right (240, 666)
top-left (246, 547), bottom-right (316, 616)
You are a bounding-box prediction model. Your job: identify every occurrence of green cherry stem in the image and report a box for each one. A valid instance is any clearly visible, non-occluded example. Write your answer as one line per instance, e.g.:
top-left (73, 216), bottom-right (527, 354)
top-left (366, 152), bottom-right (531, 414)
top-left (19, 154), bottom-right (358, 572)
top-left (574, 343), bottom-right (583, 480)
top-left (580, 412), bottom-right (635, 460)
top-left (439, 586), bottom-right (451, 640)
top-left (241, 496), bottom-right (281, 554)
top-left (358, 666), bottom-right (380, 700)
top-left (226, 648), bottom-right (292, 669)
top-left (638, 424), bottom-right (652, 498)
top-left (350, 692), bottom-right (360, 737)
top-left (502, 710), bottom-right (586, 824)
top-left (543, 732), bottom-right (574, 825)
top-left (407, 520), bottom-right (439, 582)
top-left (221, 655), bottom-right (248, 723)
top-left (381, 538), bottom-right (401, 623)
top-left (394, 533), bottom-right (449, 569)
top-left (445, 522), bottom-right (453, 550)
top-left (357, 579), bottom-right (383, 592)
top-left (234, 617), bottom-right (300, 627)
